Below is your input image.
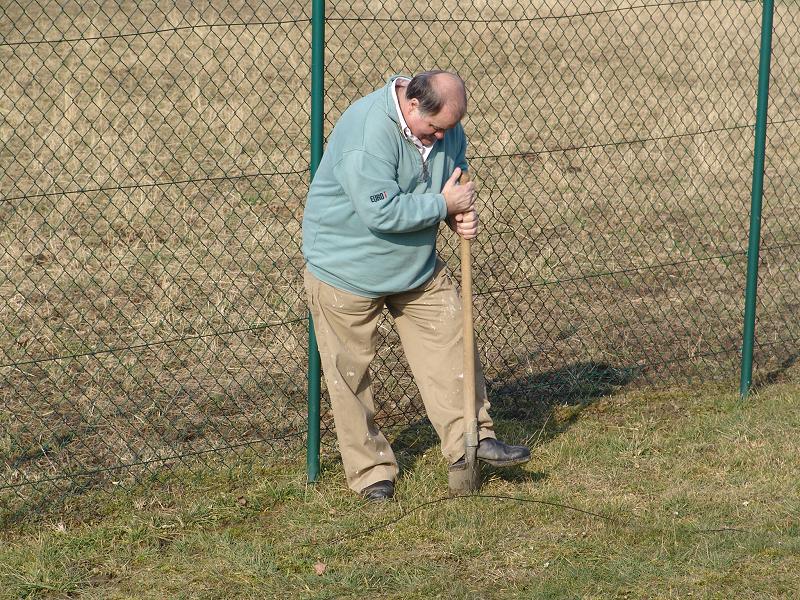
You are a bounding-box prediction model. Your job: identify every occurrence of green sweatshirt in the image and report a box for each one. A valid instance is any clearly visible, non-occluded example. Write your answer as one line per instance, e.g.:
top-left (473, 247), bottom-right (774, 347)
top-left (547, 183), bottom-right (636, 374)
top-left (302, 75), bottom-right (468, 297)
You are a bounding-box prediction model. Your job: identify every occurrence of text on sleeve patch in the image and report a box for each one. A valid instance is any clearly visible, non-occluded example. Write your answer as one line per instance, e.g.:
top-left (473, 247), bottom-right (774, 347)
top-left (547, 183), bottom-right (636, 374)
top-left (369, 191), bottom-right (388, 203)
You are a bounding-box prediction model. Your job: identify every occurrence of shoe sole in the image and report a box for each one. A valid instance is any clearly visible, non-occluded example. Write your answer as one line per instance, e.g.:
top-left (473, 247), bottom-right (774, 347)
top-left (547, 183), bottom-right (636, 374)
top-left (478, 454), bottom-right (532, 468)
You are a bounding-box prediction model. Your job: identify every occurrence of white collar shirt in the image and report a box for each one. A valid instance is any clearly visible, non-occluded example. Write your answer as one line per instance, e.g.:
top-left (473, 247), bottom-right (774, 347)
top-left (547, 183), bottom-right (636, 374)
top-left (392, 78), bottom-right (434, 162)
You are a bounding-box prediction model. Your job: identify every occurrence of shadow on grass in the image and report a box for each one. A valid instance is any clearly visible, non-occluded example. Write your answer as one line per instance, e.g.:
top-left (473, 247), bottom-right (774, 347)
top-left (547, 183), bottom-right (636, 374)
top-left (2, 362), bottom-right (638, 525)
top-left (751, 352), bottom-right (799, 392)
top-left (390, 360), bottom-right (640, 480)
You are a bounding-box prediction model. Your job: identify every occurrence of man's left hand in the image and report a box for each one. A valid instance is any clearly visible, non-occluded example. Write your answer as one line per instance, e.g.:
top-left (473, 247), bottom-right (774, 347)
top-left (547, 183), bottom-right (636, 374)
top-left (447, 208), bottom-right (479, 240)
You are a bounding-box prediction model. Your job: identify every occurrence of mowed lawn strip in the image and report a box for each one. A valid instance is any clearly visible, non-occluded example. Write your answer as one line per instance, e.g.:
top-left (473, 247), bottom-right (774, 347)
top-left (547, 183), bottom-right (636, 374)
top-left (2, 376), bottom-right (799, 599)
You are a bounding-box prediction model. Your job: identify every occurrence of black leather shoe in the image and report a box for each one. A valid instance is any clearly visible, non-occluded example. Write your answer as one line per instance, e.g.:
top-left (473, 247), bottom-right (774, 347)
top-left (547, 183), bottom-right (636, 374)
top-left (360, 480), bottom-right (394, 502)
top-left (451, 438), bottom-right (531, 469)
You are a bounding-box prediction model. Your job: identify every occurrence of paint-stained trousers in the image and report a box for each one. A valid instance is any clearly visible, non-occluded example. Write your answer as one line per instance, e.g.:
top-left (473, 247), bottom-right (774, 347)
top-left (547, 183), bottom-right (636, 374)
top-left (305, 258), bottom-right (495, 493)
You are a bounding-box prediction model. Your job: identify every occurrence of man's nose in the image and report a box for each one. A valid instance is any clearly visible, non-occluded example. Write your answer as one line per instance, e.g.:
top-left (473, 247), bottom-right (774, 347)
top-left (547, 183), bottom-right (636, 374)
top-left (435, 130), bottom-right (445, 140)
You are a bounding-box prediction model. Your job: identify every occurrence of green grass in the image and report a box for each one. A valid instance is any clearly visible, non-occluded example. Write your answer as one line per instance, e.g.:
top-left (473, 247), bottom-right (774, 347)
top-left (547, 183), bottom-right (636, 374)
top-left (2, 375), bottom-right (799, 599)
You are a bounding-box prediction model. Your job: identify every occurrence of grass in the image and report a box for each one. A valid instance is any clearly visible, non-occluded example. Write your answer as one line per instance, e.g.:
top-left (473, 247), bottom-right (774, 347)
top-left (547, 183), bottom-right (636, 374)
top-left (2, 374), bottom-right (799, 599)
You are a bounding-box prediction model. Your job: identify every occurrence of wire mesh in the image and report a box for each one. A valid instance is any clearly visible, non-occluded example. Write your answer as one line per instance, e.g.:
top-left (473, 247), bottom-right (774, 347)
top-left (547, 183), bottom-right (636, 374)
top-left (1, 0), bottom-right (798, 522)
top-left (324, 0), bottom-right (783, 434)
top-left (756, 2), bottom-right (800, 378)
top-left (1, 1), bottom-right (313, 521)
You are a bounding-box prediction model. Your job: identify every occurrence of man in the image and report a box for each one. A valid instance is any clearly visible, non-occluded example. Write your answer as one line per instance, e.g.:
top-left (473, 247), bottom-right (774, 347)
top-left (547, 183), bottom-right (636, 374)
top-left (303, 70), bottom-right (530, 501)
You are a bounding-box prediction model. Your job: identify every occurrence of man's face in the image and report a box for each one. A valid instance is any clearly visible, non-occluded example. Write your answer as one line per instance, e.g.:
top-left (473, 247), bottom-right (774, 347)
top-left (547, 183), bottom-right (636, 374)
top-left (406, 100), bottom-right (461, 147)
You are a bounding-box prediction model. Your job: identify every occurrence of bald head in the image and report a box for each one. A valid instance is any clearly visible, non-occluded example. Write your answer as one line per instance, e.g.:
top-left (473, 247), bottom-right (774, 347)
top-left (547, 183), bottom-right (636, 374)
top-left (406, 70), bottom-right (467, 120)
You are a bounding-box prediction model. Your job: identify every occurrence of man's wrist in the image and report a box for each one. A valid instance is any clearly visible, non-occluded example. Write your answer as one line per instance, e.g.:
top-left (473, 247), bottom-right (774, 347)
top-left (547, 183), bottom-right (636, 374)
top-left (437, 193), bottom-right (448, 220)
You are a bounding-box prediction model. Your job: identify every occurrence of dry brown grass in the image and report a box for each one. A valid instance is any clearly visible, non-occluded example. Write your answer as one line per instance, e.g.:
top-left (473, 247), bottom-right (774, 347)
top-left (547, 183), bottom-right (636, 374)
top-left (1, 0), bottom-right (799, 519)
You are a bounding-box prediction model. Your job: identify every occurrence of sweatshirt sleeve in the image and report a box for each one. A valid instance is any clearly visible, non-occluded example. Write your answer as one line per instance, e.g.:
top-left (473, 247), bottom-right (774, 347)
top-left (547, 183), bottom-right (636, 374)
top-left (333, 149), bottom-right (448, 234)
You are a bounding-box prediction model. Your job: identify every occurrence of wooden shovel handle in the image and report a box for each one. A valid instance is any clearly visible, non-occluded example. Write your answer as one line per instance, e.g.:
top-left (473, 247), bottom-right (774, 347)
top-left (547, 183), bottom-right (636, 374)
top-left (458, 172), bottom-right (477, 426)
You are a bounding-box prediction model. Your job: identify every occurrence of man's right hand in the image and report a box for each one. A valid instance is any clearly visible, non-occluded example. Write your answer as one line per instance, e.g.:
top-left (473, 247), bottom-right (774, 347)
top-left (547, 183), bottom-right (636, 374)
top-left (442, 167), bottom-right (476, 215)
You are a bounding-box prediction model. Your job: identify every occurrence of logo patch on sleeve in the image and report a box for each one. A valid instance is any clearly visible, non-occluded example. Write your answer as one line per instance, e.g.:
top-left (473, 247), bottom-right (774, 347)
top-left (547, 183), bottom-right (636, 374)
top-left (369, 191), bottom-right (388, 203)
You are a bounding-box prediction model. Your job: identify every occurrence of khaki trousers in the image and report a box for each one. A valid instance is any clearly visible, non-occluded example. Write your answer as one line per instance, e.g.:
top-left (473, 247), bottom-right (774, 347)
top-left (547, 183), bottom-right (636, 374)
top-left (305, 259), bottom-right (495, 493)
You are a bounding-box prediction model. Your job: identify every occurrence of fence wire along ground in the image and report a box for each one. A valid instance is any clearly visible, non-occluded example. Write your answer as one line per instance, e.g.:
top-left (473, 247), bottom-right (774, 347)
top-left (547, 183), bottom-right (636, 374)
top-left (1, 0), bottom-right (798, 523)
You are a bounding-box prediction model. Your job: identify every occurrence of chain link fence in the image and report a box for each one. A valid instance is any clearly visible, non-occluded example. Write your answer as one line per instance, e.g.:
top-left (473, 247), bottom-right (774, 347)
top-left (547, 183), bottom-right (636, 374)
top-left (1, 0), bottom-right (798, 523)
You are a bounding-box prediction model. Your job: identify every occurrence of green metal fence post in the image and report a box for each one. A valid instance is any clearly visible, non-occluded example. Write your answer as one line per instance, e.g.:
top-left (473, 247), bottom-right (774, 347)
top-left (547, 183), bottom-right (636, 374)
top-left (740, 0), bottom-right (775, 399)
top-left (307, 0), bottom-right (325, 482)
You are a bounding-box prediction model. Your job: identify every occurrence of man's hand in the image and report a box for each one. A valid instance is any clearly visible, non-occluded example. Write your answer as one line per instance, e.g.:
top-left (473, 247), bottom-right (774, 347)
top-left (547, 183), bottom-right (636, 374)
top-left (442, 167), bottom-right (475, 215)
top-left (446, 207), bottom-right (480, 239)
